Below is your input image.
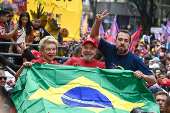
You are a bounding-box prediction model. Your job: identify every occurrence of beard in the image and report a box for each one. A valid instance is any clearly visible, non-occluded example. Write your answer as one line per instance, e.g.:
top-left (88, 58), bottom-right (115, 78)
top-left (116, 45), bottom-right (128, 54)
top-left (82, 52), bottom-right (95, 61)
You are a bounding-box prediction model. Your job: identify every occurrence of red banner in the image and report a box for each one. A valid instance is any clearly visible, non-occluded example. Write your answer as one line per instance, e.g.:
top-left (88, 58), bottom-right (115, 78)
top-left (13, 0), bottom-right (27, 16)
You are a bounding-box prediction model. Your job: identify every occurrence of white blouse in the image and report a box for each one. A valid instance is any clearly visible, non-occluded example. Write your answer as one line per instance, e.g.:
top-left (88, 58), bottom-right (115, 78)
top-left (17, 27), bottom-right (26, 43)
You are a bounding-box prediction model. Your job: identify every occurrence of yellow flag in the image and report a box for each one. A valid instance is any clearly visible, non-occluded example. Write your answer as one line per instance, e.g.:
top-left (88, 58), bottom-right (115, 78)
top-left (10, 0), bottom-right (82, 41)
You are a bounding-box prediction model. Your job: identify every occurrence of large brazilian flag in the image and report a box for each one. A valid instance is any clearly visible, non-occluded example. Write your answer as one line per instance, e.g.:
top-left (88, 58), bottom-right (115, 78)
top-left (11, 63), bottom-right (159, 113)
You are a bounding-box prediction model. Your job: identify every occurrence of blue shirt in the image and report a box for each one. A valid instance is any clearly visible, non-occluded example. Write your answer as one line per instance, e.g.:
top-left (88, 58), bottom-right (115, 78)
top-left (98, 38), bottom-right (153, 75)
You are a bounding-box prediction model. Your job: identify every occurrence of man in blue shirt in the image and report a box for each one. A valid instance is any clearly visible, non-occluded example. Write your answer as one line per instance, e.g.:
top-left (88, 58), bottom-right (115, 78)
top-left (90, 10), bottom-right (156, 84)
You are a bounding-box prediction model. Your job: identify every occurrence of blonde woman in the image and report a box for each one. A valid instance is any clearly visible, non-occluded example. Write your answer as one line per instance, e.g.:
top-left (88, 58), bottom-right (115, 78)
top-left (15, 36), bottom-right (60, 79)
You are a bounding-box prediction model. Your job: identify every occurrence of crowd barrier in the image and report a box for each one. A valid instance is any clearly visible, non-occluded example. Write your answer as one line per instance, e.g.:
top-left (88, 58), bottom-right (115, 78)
top-left (0, 42), bottom-right (70, 75)
top-left (0, 42), bottom-right (70, 60)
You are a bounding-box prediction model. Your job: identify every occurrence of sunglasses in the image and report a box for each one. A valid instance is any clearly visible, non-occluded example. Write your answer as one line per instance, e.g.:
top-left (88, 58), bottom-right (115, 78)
top-left (9, 15), bottom-right (14, 17)
top-left (0, 77), bottom-right (7, 80)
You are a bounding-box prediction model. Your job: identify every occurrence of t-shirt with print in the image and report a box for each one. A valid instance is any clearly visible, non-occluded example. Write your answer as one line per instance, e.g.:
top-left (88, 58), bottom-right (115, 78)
top-left (63, 57), bottom-right (106, 69)
top-left (98, 38), bottom-right (153, 75)
top-left (0, 22), bottom-right (10, 53)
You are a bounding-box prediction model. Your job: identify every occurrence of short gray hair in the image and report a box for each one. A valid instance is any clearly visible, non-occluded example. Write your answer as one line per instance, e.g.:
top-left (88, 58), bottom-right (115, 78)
top-left (39, 36), bottom-right (59, 55)
top-left (73, 45), bottom-right (82, 54)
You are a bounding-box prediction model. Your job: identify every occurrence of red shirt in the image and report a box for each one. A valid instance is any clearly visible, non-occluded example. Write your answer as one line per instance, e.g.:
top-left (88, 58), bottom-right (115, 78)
top-left (31, 58), bottom-right (60, 65)
top-left (63, 57), bottom-right (106, 69)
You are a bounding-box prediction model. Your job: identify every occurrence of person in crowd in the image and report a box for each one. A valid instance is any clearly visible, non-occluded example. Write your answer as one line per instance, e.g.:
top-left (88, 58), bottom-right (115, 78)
top-left (159, 63), bottom-right (167, 74)
top-left (149, 86), bottom-right (163, 97)
top-left (149, 63), bottom-right (160, 71)
top-left (160, 46), bottom-right (167, 55)
top-left (165, 57), bottom-right (170, 71)
top-left (156, 73), bottom-right (167, 87)
top-left (150, 57), bottom-right (160, 64)
top-left (0, 70), bottom-right (16, 113)
top-left (0, 86), bottom-right (10, 113)
top-left (153, 68), bottom-right (163, 79)
top-left (20, 41), bottom-right (41, 62)
top-left (90, 10), bottom-right (156, 84)
top-left (149, 57), bottom-right (160, 70)
top-left (94, 50), bottom-right (105, 62)
top-left (155, 91), bottom-right (169, 113)
top-left (167, 70), bottom-right (170, 79)
top-left (144, 40), bottom-right (150, 54)
top-left (10, 12), bottom-right (34, 65)
top-left (73, 45), bottom-right (82, 58)
top-left (0, 41), bottom-right (41, 73)
top-left (4, 7), bottom-right (14, 33)
top-left (0, 9), bottom-right (18, 53)
top-left (15, 36), bottom-right (60, 79)
top-left (134, 49), bottom-right (140, 57)
top-left (32, 18), bottom-right (50, 50)
top-left (63, 38), bottom-right (106, 69)
top-left (137, 39), bottom-right (145, 53)
top-left (161, 78), bottom-right (170, 93)
top-left (60, 45), bottom-right (82, 64)
top-left (142, 31), bottom-right (151, 44)
top-left (150, 40), bottom-right (158, 55)
top-left (165, 96), bottom-right (170, 113)
top-left (0, 55), bottom-right (21, 72)
top-left (11, 12), bottom-right (34, 54)
top-left (143, 55), bottom-right (151, 68)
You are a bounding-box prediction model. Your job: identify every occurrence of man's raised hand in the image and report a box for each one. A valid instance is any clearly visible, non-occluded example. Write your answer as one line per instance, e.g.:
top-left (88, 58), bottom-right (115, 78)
top-left (95, 9), bottom-right (109, 23)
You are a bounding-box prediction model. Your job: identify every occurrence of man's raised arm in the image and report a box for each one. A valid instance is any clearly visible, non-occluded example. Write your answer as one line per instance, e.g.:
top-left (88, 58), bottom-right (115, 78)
top-left (4, 23), bottom-right (18, 40)
top-left (90, 10), bottom-right (109, 45)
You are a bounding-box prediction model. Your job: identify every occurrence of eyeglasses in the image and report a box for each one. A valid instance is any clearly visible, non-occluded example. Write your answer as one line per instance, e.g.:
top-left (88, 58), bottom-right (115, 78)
top-left (0, 77), bottom-right (7, 80)
top-left (9, 15), bottom-right (14, 17)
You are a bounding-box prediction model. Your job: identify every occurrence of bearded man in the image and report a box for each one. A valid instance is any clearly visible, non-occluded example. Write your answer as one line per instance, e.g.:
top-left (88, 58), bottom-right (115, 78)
top-left (89, 10), bottom-right (156, 84)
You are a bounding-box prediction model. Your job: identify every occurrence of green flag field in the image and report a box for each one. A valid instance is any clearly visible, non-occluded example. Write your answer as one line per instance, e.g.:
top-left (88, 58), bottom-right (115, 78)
top-left (11, 63), bottom-right (159, 113)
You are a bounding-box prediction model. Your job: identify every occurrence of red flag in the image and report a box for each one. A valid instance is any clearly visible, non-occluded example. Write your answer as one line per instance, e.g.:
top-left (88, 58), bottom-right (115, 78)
top-left (130, 26), bottom-right (143, 53)
top-left (46, 8), bottom-right (55, 26)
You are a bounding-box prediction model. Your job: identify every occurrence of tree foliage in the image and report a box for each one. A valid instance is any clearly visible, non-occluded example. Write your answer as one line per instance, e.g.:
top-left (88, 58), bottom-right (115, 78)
top-left (127, 0), bottom-right (157, 34)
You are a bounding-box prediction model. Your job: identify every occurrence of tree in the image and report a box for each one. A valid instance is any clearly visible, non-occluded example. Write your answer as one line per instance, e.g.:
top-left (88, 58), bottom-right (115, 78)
top-left (154, 0), bottom-right (162, 26)
top-left (89, 0), bottom-right (97, 23)
top-left (127, 0), bottom-right (157, 34)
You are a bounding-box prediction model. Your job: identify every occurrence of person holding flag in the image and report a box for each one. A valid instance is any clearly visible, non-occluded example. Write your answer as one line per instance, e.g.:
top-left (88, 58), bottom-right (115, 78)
top-left (90, 10), bottom-right (156, 84)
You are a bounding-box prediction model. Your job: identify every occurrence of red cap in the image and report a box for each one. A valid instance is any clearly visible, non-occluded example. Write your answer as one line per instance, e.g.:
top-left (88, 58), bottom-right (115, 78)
top-left (62, 42), bottom-right (68, 46)
top-left (161, 78), bottom-right (170, 87)
top-left (168, 55), bottom-right (170, 60)
top-left (82, 38), bottom-right (98, 48)
top-left (22, 50), bottom-right (42, 59)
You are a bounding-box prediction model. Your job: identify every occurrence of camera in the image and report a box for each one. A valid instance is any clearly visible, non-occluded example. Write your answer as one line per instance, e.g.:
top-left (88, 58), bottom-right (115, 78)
top-left (130, 107), bottom-right (151, 113)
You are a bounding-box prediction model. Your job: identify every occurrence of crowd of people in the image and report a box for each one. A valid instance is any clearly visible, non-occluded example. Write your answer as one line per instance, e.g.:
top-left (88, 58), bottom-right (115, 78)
top-left (0, 7), bottom-right (170, 113)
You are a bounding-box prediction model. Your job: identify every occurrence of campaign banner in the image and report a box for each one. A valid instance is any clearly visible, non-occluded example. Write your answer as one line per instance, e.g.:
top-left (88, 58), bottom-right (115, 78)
top-left (13, 0), bottom-right (27, 15)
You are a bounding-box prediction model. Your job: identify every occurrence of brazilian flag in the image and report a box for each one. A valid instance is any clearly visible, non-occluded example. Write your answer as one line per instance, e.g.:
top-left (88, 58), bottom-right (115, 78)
top-left (11, 63), bottom-right (159, 113)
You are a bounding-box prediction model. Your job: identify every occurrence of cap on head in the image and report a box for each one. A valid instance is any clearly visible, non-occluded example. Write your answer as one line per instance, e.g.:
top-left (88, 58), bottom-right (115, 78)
top-left (140, 39), bottom-right (145, 44)
top-left (144, 55), bottom-right (151, 59)
top-left (161, 46), bottom-right (166, 49)
top-left (149, 86), bottom-right (163, 94)
top-left (161, 78), bottom-right (170, 88)
top-left (82, 38), bottom-right (98, 48)
top-left (150, 57), bottom-right (160, 62)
